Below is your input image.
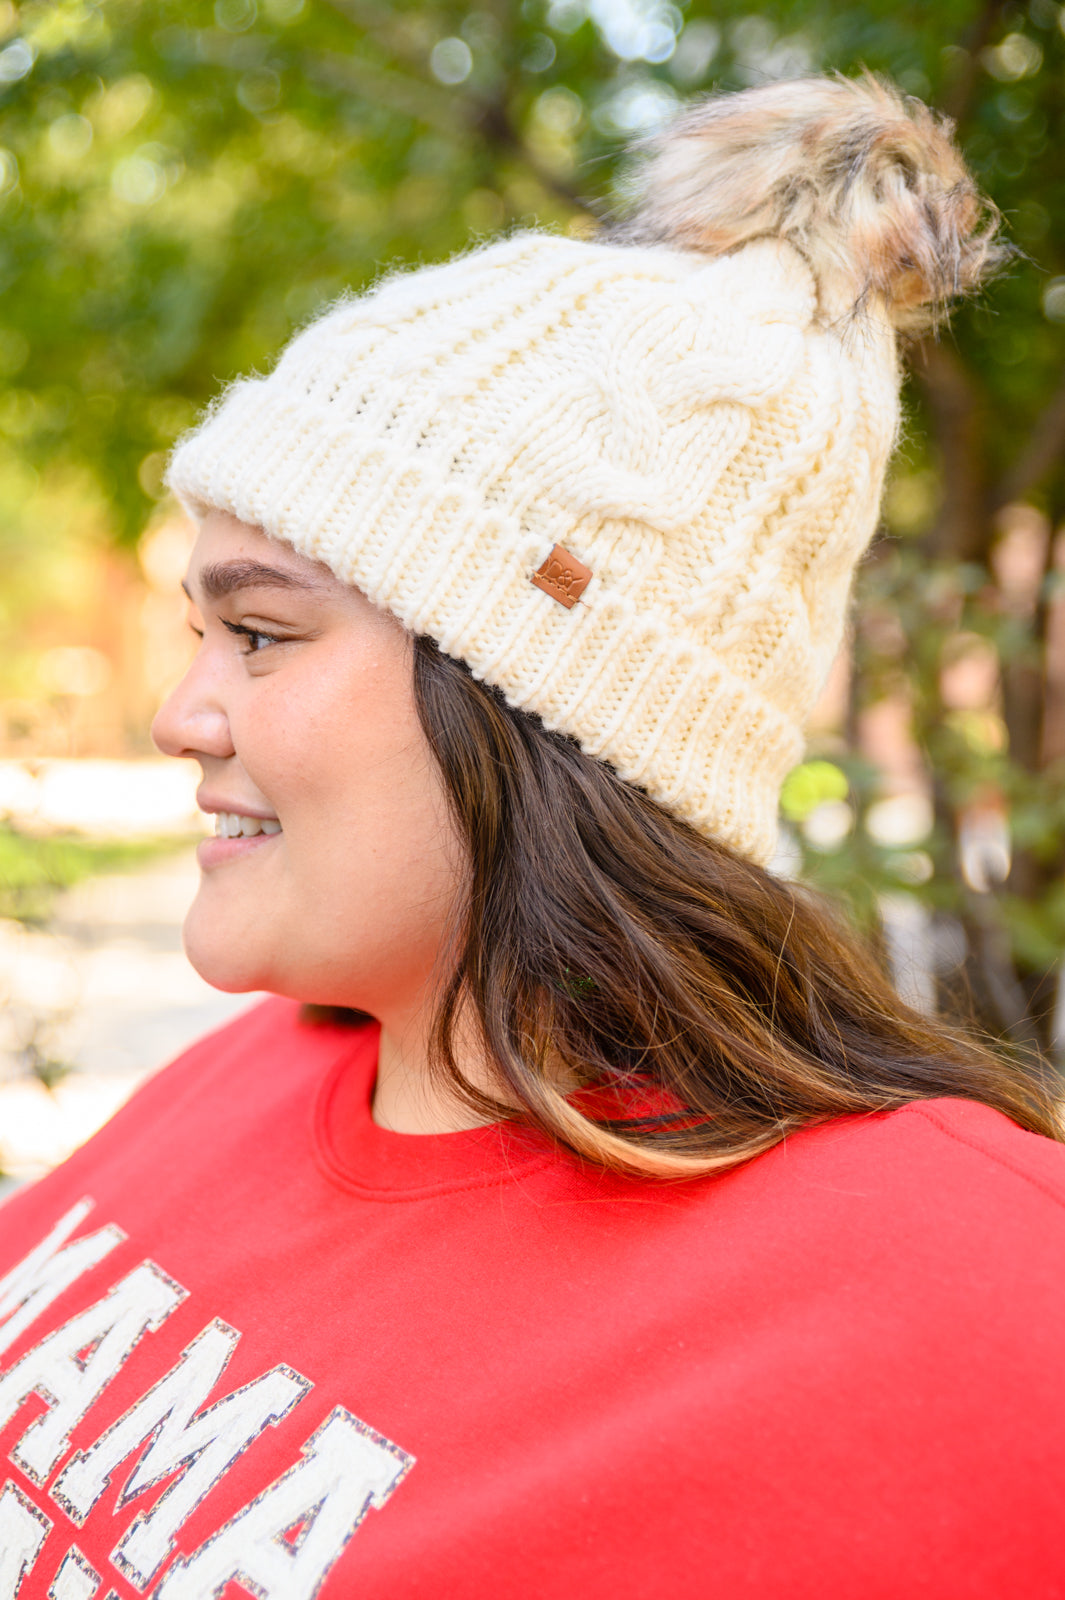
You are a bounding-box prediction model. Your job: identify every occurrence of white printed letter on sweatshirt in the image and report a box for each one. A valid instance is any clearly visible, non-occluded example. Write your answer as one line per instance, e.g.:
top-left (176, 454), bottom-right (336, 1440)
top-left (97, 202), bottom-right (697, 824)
top-left (53, 1318), bottom-right (311, 1588)
top-left (154, 1407), bottom-right (414, 1600)
top-left (47, 1546), bottom-right (101, 1600)
top-left (0, 1480), bottom-right (51, 1600)
top-left (0, 1262), bottom-right (186, 1485)
top-left (0, 1199), bottom-right (124, 1360)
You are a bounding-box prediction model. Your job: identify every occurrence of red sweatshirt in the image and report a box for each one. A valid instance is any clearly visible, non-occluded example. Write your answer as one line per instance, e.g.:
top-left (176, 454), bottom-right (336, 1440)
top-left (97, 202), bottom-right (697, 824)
top-left (0, 996), bottom-right (1063, 1599)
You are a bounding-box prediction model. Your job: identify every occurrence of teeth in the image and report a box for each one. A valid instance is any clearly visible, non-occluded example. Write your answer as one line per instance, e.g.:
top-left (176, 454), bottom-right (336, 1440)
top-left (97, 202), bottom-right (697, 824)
top-left (212, 811), bottom-right (282, 839)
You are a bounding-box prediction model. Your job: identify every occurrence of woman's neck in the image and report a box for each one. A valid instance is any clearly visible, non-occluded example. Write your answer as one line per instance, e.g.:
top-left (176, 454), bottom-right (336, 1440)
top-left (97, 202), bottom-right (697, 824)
top-left (371, 1000), bottom-right (502, 1134)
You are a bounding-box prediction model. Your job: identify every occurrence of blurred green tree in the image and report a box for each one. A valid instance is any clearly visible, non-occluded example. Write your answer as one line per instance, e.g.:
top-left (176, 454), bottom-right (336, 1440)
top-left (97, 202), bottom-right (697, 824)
top-left (1, 0), bottom-right (1064, 1055)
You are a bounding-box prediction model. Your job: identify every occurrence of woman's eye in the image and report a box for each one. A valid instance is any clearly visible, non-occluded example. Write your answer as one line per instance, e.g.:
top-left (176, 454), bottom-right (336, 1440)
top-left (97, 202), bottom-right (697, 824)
top-left (222, 619), bottom-right (283, 654)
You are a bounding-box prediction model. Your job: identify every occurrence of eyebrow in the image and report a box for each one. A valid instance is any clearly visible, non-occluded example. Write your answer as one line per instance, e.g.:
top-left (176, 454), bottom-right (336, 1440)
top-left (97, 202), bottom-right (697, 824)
top-left (182, 559), bottom-right (331, 604)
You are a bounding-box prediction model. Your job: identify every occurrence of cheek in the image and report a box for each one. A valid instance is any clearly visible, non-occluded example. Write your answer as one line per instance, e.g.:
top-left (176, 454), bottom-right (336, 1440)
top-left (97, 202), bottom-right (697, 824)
top-left (228, 668), bottom-right (464, 997)
top-left (257, 645), bottom-right (437, 837)
top-left (262, 702), bottom-right (430, 843)
top-left (302, 729), bottom-right (460, 933)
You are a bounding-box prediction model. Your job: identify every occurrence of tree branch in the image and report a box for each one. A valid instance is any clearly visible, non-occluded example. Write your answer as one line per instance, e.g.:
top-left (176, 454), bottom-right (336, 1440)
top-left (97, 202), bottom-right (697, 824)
top-left (911, 338), bottom-right (991, 563)
top-left (473, 97), bottom-right (591, 213)
top-left (306, 50), bottom-right (591, 215)
top-left (939, 0), bottom-right (1012, 128)
top-left (304, 49), bottom-right (471, 135)
top-left (318, 0), bottom-right (434, 75)
top-left (312, 0), bottom-right (590, 210)
top-left (960, 889), bottom-right (1046, 1054)
top-left (992, 367), bottom-right (1065, 510)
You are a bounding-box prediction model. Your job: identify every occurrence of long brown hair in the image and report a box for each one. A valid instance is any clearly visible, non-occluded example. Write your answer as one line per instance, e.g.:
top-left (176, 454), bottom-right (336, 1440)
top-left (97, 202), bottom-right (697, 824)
top-left (406, 634), bottom-right (1061, 1179)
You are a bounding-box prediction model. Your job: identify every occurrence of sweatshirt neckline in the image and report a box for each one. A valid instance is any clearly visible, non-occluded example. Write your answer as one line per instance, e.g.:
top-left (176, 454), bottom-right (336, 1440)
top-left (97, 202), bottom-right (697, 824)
top-left (311, 1019), bottom-right (556, 1199)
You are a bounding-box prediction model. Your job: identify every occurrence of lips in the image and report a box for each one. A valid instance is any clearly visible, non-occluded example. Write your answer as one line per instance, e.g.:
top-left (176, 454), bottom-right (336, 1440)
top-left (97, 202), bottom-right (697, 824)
top-left (196, 811), bottom-right (283, 872)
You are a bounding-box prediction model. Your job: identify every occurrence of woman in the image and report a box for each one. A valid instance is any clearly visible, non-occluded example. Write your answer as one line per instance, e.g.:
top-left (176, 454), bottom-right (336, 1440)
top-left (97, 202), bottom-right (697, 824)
top-left (1, 74), bottom-right (1063, 1599)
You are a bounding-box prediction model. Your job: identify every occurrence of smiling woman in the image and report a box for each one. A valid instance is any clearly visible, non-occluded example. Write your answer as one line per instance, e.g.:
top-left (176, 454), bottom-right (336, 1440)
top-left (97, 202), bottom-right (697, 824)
top-left (153, 510), bottom-right (475, 1132)
top-left (2, 74), bottom-right (1065, 1600)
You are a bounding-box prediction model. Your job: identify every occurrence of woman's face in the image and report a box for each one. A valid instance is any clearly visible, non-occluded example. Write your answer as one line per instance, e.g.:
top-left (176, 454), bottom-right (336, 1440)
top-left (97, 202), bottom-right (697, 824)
top-left (152, 511), bottom-right (465, 1017)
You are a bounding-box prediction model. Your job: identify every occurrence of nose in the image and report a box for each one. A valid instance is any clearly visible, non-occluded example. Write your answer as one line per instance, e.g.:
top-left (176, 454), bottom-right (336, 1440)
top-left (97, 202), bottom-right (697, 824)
top-left (151, 650), bottom-right (235, 762)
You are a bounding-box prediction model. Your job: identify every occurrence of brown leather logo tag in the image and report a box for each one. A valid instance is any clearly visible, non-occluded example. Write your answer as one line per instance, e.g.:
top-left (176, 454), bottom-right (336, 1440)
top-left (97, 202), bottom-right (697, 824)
top-left (531, 544), bottom-right (592, 610)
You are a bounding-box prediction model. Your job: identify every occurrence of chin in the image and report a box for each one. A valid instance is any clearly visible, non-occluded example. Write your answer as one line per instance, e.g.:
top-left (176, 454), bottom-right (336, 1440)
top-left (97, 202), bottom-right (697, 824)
top-left (182, 915), bottom-right (273, 995)
top-left (184, 946), bottom-right (269, 995)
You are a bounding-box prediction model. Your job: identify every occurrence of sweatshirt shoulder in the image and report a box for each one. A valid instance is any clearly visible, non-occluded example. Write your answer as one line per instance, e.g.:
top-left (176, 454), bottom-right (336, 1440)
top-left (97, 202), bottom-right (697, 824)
top-left (73, 995), bottom-right (359, 1143)
top-left (887, 1096), bottom-right (1065, 1210)
top-left (783, 1096), bottom-right (1065, 1225)
top-left (169, 993), bottom-right (309, 1065)
top-left (130, 994), bottom-right (309, 1092)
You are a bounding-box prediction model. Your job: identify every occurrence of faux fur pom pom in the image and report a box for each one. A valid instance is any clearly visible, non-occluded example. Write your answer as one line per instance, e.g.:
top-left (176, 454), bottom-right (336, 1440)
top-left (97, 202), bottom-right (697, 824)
top-left (622, 73), bottom-right (1005, 331)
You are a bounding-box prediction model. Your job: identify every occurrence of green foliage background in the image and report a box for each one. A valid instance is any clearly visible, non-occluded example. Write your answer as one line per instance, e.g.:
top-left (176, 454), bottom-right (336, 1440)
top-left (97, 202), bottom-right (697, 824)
top-left (2, 0), bottom-right (1065, 1053)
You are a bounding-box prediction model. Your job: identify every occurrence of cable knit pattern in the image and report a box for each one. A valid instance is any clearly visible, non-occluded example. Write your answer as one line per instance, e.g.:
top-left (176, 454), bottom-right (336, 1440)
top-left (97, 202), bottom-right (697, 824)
top-left (167, 229), bottom-right (900, 863)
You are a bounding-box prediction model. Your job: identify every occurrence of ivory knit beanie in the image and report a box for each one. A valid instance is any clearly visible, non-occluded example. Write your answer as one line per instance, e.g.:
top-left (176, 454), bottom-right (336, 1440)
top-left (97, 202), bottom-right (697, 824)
top-left (168, 74), bottom-right (997, 864)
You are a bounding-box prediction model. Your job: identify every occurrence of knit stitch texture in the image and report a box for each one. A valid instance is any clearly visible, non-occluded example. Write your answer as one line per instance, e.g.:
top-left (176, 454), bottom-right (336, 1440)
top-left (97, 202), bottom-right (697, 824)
top-left (168, 229), bottom-right (900, 863)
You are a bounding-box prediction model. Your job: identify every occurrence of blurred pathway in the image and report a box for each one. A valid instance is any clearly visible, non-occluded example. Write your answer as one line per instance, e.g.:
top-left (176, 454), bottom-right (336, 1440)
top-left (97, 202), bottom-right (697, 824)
top-left (0, 850), bottom-right (260, 1190)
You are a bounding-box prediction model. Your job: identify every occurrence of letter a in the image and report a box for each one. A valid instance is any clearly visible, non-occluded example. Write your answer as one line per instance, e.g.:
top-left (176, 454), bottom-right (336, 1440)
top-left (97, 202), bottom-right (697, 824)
top-left (154, 1407), bottom-right (414, 1600)
top-left (0, 1480), bottom-right (51, 1600)
top-left (48, 1547), bottom-right (100, 1600)
top-left (53, 1319), bottom-right (310, 1589)
top-left (0, 1200), bottom-right (124, 1359)
top-left (0, 1262), bottom-right (186, 1486)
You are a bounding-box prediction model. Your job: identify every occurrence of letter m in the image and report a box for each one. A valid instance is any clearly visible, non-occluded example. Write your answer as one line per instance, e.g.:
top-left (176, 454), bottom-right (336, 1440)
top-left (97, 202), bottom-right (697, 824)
top-left (53, 1320), bottom-right (311, 1591)
top-left (0, 1200), bottom-right (124, 1360)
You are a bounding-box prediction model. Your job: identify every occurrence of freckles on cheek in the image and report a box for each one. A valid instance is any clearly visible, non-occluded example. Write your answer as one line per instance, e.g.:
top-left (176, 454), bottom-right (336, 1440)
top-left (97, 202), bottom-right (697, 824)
top-left (241, 673), bottom-right (334, 769)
